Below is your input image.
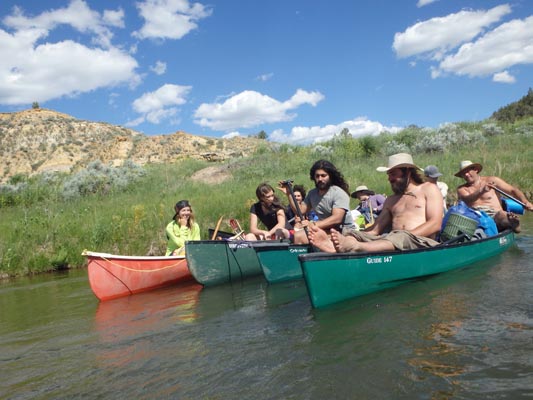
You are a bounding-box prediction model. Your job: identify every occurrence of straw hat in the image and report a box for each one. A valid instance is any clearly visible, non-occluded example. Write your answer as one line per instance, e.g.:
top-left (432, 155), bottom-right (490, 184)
top-left (424, 165), bottom-right (443, 178)
top-left (454, 160), bottom-right (482, 177)
top-left (377, 153), bottom-right (421, 172)
top-left (350, 185), bottom-right (375, 198)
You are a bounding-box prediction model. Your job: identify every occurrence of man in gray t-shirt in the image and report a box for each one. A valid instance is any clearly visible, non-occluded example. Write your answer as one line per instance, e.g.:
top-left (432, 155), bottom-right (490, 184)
top-left (280, 159), bottom-right (354, 244)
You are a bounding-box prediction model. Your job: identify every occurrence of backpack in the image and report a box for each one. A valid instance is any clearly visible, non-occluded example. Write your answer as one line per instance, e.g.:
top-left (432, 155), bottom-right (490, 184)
top-left (440, 201), bottom-right (498, 242)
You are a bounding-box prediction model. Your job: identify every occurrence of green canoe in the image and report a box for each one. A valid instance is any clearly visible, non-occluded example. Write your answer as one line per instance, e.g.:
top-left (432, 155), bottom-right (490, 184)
top-left (300, 230), bottom-right (516, 308)
top-left (252, 242), bottom-right (311, 283)
top-left (185, 240), bottom-right (263, 286)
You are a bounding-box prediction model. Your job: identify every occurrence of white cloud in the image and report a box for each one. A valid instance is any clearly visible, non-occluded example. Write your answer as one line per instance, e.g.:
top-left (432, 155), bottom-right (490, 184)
top-left (493, 70), bottom-right (516, 84)
top-left (3, 0), bottom-right (124, 48)
top-left (193, 89), bottom-right (325, 131)
top-left (256, 73), bottom-right (274, 82)
top-left (103, 9), bottom-right (125, 28)
top-left (0, 1), bottom-right (138, 105)
top-left (436, 16), bottom-right (533, 78)
top-left (269, 117), bottom-right (402, 145)
top-left (133, 0), bottom-right (212, 40)
top-left (417, 0), bottom-right (438, 7)
top-left (131, 83), bottom-right (191, 125)
top-left (150, 61), bottom-right (167, 75)
top-left (393, 5), bottom-right (511, 59)
top-left (222, 131), bottom-right (241, 139)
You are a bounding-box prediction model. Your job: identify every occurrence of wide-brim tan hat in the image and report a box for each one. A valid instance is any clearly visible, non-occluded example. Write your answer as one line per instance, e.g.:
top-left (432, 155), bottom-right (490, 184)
top-left (376, 153), bottom-right (421, 172)
top-left (350, 185), bottom-right (375, 198)
top-left (454, 160), bottom-right (483, 177)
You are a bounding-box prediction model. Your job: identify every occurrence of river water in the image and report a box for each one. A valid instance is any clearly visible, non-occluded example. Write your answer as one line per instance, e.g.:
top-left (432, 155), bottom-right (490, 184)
top-left (2, 216), bottom-right (532, 399)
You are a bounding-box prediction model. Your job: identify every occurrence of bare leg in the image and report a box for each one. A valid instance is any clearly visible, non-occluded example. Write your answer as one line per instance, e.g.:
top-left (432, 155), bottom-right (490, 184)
top-left (495, 211), bottom-right (521, 233)
top-left (293, 229), bottom-right (309, 244)
top-left (308, 225), bottom-right (336, 253)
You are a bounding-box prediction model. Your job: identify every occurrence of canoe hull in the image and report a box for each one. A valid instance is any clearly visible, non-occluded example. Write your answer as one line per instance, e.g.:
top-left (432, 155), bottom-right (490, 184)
top-left (185, 240), bottom-right (263, 286)
top-left (84, 251), bottom-right (193, 301)
top-left (300, 230), bottom-right (515, 308)
top-left (253, 242), bottom-right (310, 283)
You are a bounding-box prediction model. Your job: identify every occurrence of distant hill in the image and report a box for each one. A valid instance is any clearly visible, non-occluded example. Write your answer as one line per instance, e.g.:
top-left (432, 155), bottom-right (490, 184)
top-left (0, 108), bottom-right (266, 183)
top-left (491, 88), bottom-right (533, 123)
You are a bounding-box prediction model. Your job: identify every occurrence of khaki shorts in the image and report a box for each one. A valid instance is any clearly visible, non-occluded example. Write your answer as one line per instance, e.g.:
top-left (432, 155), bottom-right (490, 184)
top-left (343, 229), bottom-right (439, 251)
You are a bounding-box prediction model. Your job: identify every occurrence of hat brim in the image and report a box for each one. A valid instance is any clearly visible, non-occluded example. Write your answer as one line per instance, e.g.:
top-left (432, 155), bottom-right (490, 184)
top-left (350, 190), bottom-right (375, 198)
top-left (454, 163), bottom-right (482, 177)
top-left (377, 163), bottom-right (421, 172)
top-left (426, 172), bottom-right (443, 178)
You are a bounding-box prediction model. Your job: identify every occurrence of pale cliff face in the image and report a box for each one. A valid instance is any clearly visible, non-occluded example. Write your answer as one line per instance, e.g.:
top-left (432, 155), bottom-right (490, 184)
top-left (0, 108), bottom-right (263, 183)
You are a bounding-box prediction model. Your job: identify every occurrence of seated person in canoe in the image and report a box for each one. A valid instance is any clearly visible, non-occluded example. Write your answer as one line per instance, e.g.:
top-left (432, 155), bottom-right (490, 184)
top-left (284, 184), bottom-right (307, 227)
top-left (245, 183), bottom-right (290, 240)
top-left (423, 165), bottom-right (449, 213)
top-left (309, 153), bottom-right (443, 253)
top-left (165, 200), bottom-right (201, 255)
top-left (350, 185), bottom-right (386, 227)
top-left (455, 160), bottom-right (533, 233)
top-left (279, 160), bottom-right (355, 244)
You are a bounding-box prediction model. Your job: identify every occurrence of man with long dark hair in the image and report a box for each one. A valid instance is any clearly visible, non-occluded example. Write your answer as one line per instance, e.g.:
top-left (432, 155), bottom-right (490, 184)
top-left (309, 153), bottom-right (443, 253)
top-left (279, 159), bottom-right (354, 244)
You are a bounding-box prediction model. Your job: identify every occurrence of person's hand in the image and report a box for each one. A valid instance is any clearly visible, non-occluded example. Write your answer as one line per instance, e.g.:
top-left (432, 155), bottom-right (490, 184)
top-left (277, 181), bottom-right (289, 196)
top-left (178, 216), bottom-right (188, 227)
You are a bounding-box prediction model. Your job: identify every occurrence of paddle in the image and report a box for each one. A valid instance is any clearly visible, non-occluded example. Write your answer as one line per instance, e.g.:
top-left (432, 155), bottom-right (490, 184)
top-left (281, 179), bottom-right (311, 243)
top-left (488, 184), bottom-right (527, 210)
top-left (211, 215), bottom-right (224, 240)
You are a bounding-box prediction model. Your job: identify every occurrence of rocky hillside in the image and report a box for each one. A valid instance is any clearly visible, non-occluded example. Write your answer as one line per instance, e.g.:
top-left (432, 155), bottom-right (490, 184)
top-left (0, 108), bottom-right (266, 183)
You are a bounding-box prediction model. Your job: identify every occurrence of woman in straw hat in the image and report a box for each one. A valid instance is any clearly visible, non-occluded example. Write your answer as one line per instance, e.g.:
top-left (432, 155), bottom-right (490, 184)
top-left (350, 185), bottom-right (386, 226)
top-left (455, 160), bottom-right (533, 233)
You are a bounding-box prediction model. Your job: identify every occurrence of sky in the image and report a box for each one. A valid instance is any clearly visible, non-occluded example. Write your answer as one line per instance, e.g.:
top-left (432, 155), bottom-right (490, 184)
top-left (1, 0), bottom-right (532, 145)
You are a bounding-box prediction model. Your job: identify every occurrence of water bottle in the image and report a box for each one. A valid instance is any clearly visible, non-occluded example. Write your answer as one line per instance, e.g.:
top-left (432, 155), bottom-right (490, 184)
top-left (309, 210), bottom-right (319, 221)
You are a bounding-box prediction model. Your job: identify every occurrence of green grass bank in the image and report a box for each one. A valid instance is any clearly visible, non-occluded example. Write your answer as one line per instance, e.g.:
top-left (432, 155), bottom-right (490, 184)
top-left (1, 119), bottom-right (532, 278)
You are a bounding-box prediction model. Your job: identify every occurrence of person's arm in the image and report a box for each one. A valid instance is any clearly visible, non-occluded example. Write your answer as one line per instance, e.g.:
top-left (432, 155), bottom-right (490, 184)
top-left (191, 223), bottom-right (201, 240)
top-left (266, 209), bottom-right (288, 237)
top-left (371, 195), bottom-right (386, 213)
top-left (411, 184), bottom-right (444, 237)
top-left (249, 212), bottom-right (268, 237)
top-left (457, 185), bottom-right (478, 205)
top-left (313, 207), bottom-right (345, 230)
top-left (365, 198), bottom-right (393, 235)
top-left (490, 176), bottom-right (533, 211)
top-left (278, 181), bottom-right (308, 217)
top-left (166, 222), bottom-right (187, 249)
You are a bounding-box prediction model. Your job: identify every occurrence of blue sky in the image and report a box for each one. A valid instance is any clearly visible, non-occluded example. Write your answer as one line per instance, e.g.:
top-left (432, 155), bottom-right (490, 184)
top-left (1, 0), bottom-right (532, 144)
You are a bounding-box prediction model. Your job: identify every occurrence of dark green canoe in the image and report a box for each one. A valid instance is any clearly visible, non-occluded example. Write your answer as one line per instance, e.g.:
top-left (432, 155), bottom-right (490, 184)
top-left (252, 242), bottom-right (311, 283)
top-left (185, 240), bottom-right (263, 286)
top-left (300, 230), bottom-right (516, 308)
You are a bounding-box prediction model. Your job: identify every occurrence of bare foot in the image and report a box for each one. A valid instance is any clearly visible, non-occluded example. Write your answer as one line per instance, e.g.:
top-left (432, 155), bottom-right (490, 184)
top-left (308, 225), bottom-right (336, 253)
top-left (331, 230), bottom-right (362, 252)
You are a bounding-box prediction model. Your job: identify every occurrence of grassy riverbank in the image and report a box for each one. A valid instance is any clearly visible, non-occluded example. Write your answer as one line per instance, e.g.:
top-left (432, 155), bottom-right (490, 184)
top-left (1, 118), bottom-right (532, 277)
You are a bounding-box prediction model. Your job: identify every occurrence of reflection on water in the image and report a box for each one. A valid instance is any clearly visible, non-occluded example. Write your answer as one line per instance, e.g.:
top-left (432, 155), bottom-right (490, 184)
top-left (1, 215), bottom-right (532, 398)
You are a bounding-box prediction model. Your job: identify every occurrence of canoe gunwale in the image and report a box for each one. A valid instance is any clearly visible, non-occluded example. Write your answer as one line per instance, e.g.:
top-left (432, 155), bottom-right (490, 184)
top-left (252, 242), bottom-right (310, 252)
top-left (299, 229), bottom-right (515, 263)
top-left (83, 250), bottom-right (185, 262)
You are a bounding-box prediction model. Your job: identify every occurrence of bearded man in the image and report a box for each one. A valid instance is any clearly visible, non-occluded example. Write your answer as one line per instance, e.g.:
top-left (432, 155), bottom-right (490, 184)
top-left (279, 159), bottom-right (354, 244)
top-left (309, 153), bottom-right (443, 253)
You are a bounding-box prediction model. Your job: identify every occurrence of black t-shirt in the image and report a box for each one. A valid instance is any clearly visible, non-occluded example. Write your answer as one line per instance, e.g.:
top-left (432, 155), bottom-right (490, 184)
top-left (250, 202), bottom-right (279, 230)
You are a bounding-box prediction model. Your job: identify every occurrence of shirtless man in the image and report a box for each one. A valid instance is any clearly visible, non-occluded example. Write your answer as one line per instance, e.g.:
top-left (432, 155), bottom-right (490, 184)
top-left (309, 153), bottom-right (443, 253)
top-left (455, 160), bottom-right (533, 233)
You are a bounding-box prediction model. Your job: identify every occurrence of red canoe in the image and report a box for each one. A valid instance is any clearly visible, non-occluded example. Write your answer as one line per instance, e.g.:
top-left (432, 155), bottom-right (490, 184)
top-left (83, 250), bottom-right (194, 301)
